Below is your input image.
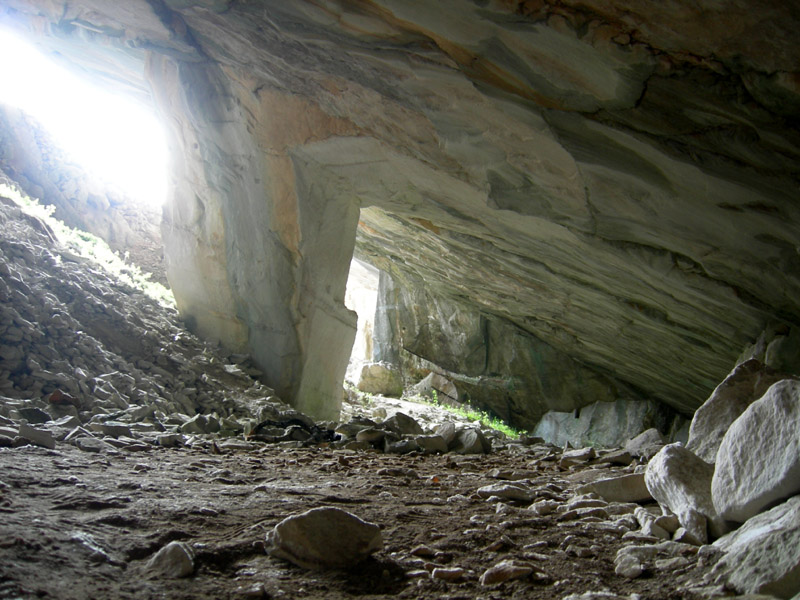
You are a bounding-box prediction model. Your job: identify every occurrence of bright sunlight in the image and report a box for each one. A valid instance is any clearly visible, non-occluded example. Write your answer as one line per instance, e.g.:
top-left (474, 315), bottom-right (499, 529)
top-left (0, 28), bottom-right (168, 208)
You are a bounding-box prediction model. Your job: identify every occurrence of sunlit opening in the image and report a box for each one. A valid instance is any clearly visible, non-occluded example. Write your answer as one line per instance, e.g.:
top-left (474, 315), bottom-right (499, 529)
top-left (0, 28), bottom-right (168, 208)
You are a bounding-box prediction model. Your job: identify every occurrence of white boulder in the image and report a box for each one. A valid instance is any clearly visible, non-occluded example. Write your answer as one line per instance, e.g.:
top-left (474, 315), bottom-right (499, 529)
top-left (687, 359), bottom-right (789, 463)
top-left (645, 443), bottom-right (728, 544)
top-left (712, 379), bottom-right (800, 523)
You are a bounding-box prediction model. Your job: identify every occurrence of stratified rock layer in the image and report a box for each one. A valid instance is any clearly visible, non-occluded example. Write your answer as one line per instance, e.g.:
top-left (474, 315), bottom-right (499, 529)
top-left (1, 1), bottom-right (799, 418)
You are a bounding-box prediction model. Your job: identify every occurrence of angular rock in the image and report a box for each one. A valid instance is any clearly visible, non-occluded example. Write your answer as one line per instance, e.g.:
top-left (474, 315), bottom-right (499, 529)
top-left (414, 434), bottom-right (448, 454)
top-left (145, 541), bottom-right (195, 578)
top-left (451, 427), bottom-right (490, 454)
top-left (266, 507), bottom-right (382, 569)
top-left (356, 362), bottom-right (403, 397)
top-left (381, 412), bottom-right (423, 436)
top-left (577, 473), bottom-right (652, 503)
top-left (18, 406), bottom-right (52, 424)
top-left (18, 423), bottom-right (55, 449)
top-left (479, 559), bottom-right (539, 585)
top-left (687, 360), bottom-right (790, 463)
top-left (476, 482), bottom-right (534, 503)
top-left (560, 447), bottom-right (596, 468)
top-left (645, 443), bottom-right (727, 544)
top-left (355, 428), bottom-right (386, 444)
top-left (712, 495), bottom-right (800, 599)
top-left (412, 372), bottom-right (459, 403)
top-left (712, 379), bottom-right (800, 523)
top-left (435, 422), bottom-right (457, 446)
top-left (625, 428), bottom-right (665, 460)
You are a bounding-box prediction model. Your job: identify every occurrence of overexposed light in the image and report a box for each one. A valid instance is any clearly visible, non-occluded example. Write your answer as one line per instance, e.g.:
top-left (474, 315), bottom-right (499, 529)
top-left (0, 28), bottom-right (168, 208)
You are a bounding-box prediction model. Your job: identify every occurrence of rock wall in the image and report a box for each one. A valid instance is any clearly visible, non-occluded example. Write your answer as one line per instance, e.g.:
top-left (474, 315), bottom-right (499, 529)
top-left (372, 269), bottom-right (642, 430)
top-left (1, 0), bottom-right (798, 420)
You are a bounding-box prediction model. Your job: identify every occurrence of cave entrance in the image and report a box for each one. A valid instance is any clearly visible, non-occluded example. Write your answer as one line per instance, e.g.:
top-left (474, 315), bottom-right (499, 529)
top-left (344, 258), bottom-right (380, 385)
top-left (0, 28), bottom-right (168, 209)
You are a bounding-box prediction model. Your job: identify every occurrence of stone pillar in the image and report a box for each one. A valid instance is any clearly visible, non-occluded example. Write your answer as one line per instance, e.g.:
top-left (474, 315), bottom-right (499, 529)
top-left (372, 271), bottom-right (401, 366)
top-left (147, 57), bottom-right (358, 420)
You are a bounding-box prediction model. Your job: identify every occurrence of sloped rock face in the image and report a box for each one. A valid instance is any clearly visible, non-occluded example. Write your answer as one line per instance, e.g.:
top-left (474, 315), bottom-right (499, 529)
top-left (2, 1), bottom-right (799, 419)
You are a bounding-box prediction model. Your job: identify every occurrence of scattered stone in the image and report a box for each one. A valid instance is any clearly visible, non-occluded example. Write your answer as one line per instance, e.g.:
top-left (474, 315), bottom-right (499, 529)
top-left (625, 429), bottom-right (665, 460)
top-left (576, 474), bottom-right (652, 503)
top-left (431, 567), bottom-right (466, 582)
top-left (266, 507), bottom-right (382, 569)
top-left (414, 434), bottom-right (448, 454)
top-left (156, 433), bottom-right (184, 447)
top-left (18, 423), bottom-right (55, 449)
top-left (382, 412), bottom-right (424, 436)
top-left (712, 379), bottom-right (800, 523)
top-left (686, 360), bottom-right (790, 463)
top-left (645, 443), bottom-right (727, 544)
top-left (562, 593), bottom-right (633, 600)
top-left (18, 406), bottom-right (52, 424)
top-left (145, 541), bottom-right (195, 578)
top-left (615, 553), bottom-right (644, 579)
top-left (355, 428), bottom-right (386, 444)
top-left (479, 559), bottom-right (541, 585)
top-left (477, 482), bottom-right (534, 503)
top-left (356, 362), bottom-right (403, 397)
top-left (560, 447), bottom-right (596, 468)
top-left (451, 427), bottom-right (490, 454)
top-left (435, 422), bottom-right (457, 446)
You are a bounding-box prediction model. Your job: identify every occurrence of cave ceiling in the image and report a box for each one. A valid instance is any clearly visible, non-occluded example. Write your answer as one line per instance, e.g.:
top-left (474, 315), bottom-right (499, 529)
top-left (1, 0), bottom-right (799, 416)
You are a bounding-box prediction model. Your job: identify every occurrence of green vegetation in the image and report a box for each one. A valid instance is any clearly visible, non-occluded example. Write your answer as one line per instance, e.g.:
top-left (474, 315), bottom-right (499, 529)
top-left (0, 181), bottom-right (175, 307)
top-left (410, 391), bottom-right (524, 439)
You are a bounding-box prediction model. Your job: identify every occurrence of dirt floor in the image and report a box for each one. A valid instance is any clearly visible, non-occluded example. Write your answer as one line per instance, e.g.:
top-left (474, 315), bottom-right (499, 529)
top-left (0, 434), bottom-right (714, 600)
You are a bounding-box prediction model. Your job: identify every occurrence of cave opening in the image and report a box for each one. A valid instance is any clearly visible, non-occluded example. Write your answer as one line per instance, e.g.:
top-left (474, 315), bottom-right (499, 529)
top-left (0, 28), bottom-right (168, 209)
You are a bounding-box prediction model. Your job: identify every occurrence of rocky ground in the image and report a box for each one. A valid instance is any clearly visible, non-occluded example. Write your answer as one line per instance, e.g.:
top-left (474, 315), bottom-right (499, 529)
top-left (0, 180), bottom-right (793, 600)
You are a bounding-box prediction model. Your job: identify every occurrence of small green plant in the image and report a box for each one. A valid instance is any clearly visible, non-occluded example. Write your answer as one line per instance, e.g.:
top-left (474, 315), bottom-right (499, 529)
top-left (0, 182), bottom-right (175, 307)
top-left (409, 392), bottom-right (523, 438)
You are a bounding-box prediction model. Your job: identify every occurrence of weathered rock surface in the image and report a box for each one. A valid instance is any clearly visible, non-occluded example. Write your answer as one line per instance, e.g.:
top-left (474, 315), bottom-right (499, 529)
top-left (145, 541), bottom-right (195, 578)
top-left (645, 443), bottom-right (727, 544)
top-left (266, 507), bottom-right (383, 570)
top-left (2, 0), bottom-right (798, 423)
top-left (687, 360), bottom-right (791, 463)
top-left (357, 362), bottom-right (403, 397)
top-left (535, 402), bottom-right (678, 449)
top-left (577, 474), bottom-right (652, 504)
top-left (712, 379), bottom-right (800, 523)
top-left (713, 495), bottom-right (800, 599)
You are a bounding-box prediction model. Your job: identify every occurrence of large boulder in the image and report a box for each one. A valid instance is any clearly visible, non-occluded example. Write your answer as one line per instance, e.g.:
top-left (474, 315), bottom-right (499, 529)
top-left (687, 359), bottom-right (790, 463)
top-left (712, 379), bottom-right (800, 523)
top-left (357, 362), bottom-right (403, 397)
top-left (644, 443), bottom-right (728, 544)
top-left (712, 495), bottom-right (800, 599)
top-left (266, 507), bottom-right (383, 570)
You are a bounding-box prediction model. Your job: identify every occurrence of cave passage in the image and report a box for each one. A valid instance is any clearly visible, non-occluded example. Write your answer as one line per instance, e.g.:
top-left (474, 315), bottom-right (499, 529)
top-left (0, 28), bottom-right (168, 208)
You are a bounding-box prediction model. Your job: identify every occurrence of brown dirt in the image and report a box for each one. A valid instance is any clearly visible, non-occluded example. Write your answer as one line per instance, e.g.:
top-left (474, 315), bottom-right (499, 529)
top-left (0, 440), bottom-right (712, 600)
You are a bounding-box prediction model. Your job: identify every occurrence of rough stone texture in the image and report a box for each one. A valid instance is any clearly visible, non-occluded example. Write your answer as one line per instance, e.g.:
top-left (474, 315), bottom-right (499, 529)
top-left (687, 359), bottom-right (792, 463)
top-left (712, 379), bottom-right (800, 523)
top-left (577, 474), bottom-right (652, 503)
top-left (534, 401), bottom-right (677, 449)
top-left (645, 443), bottom-right (727, 544)
top-left (625, 428), bottom-right (666, 460)
top-left (713, 495), bottom-right (800, 599)
top-left (145, 541), bottom-right (195, 578)
top-left (266, 507), bottom-right (383, 570)
top-left (1, 0), bottom-right (799, 420)
top-left (356, 362), bottom-right (403, 397)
